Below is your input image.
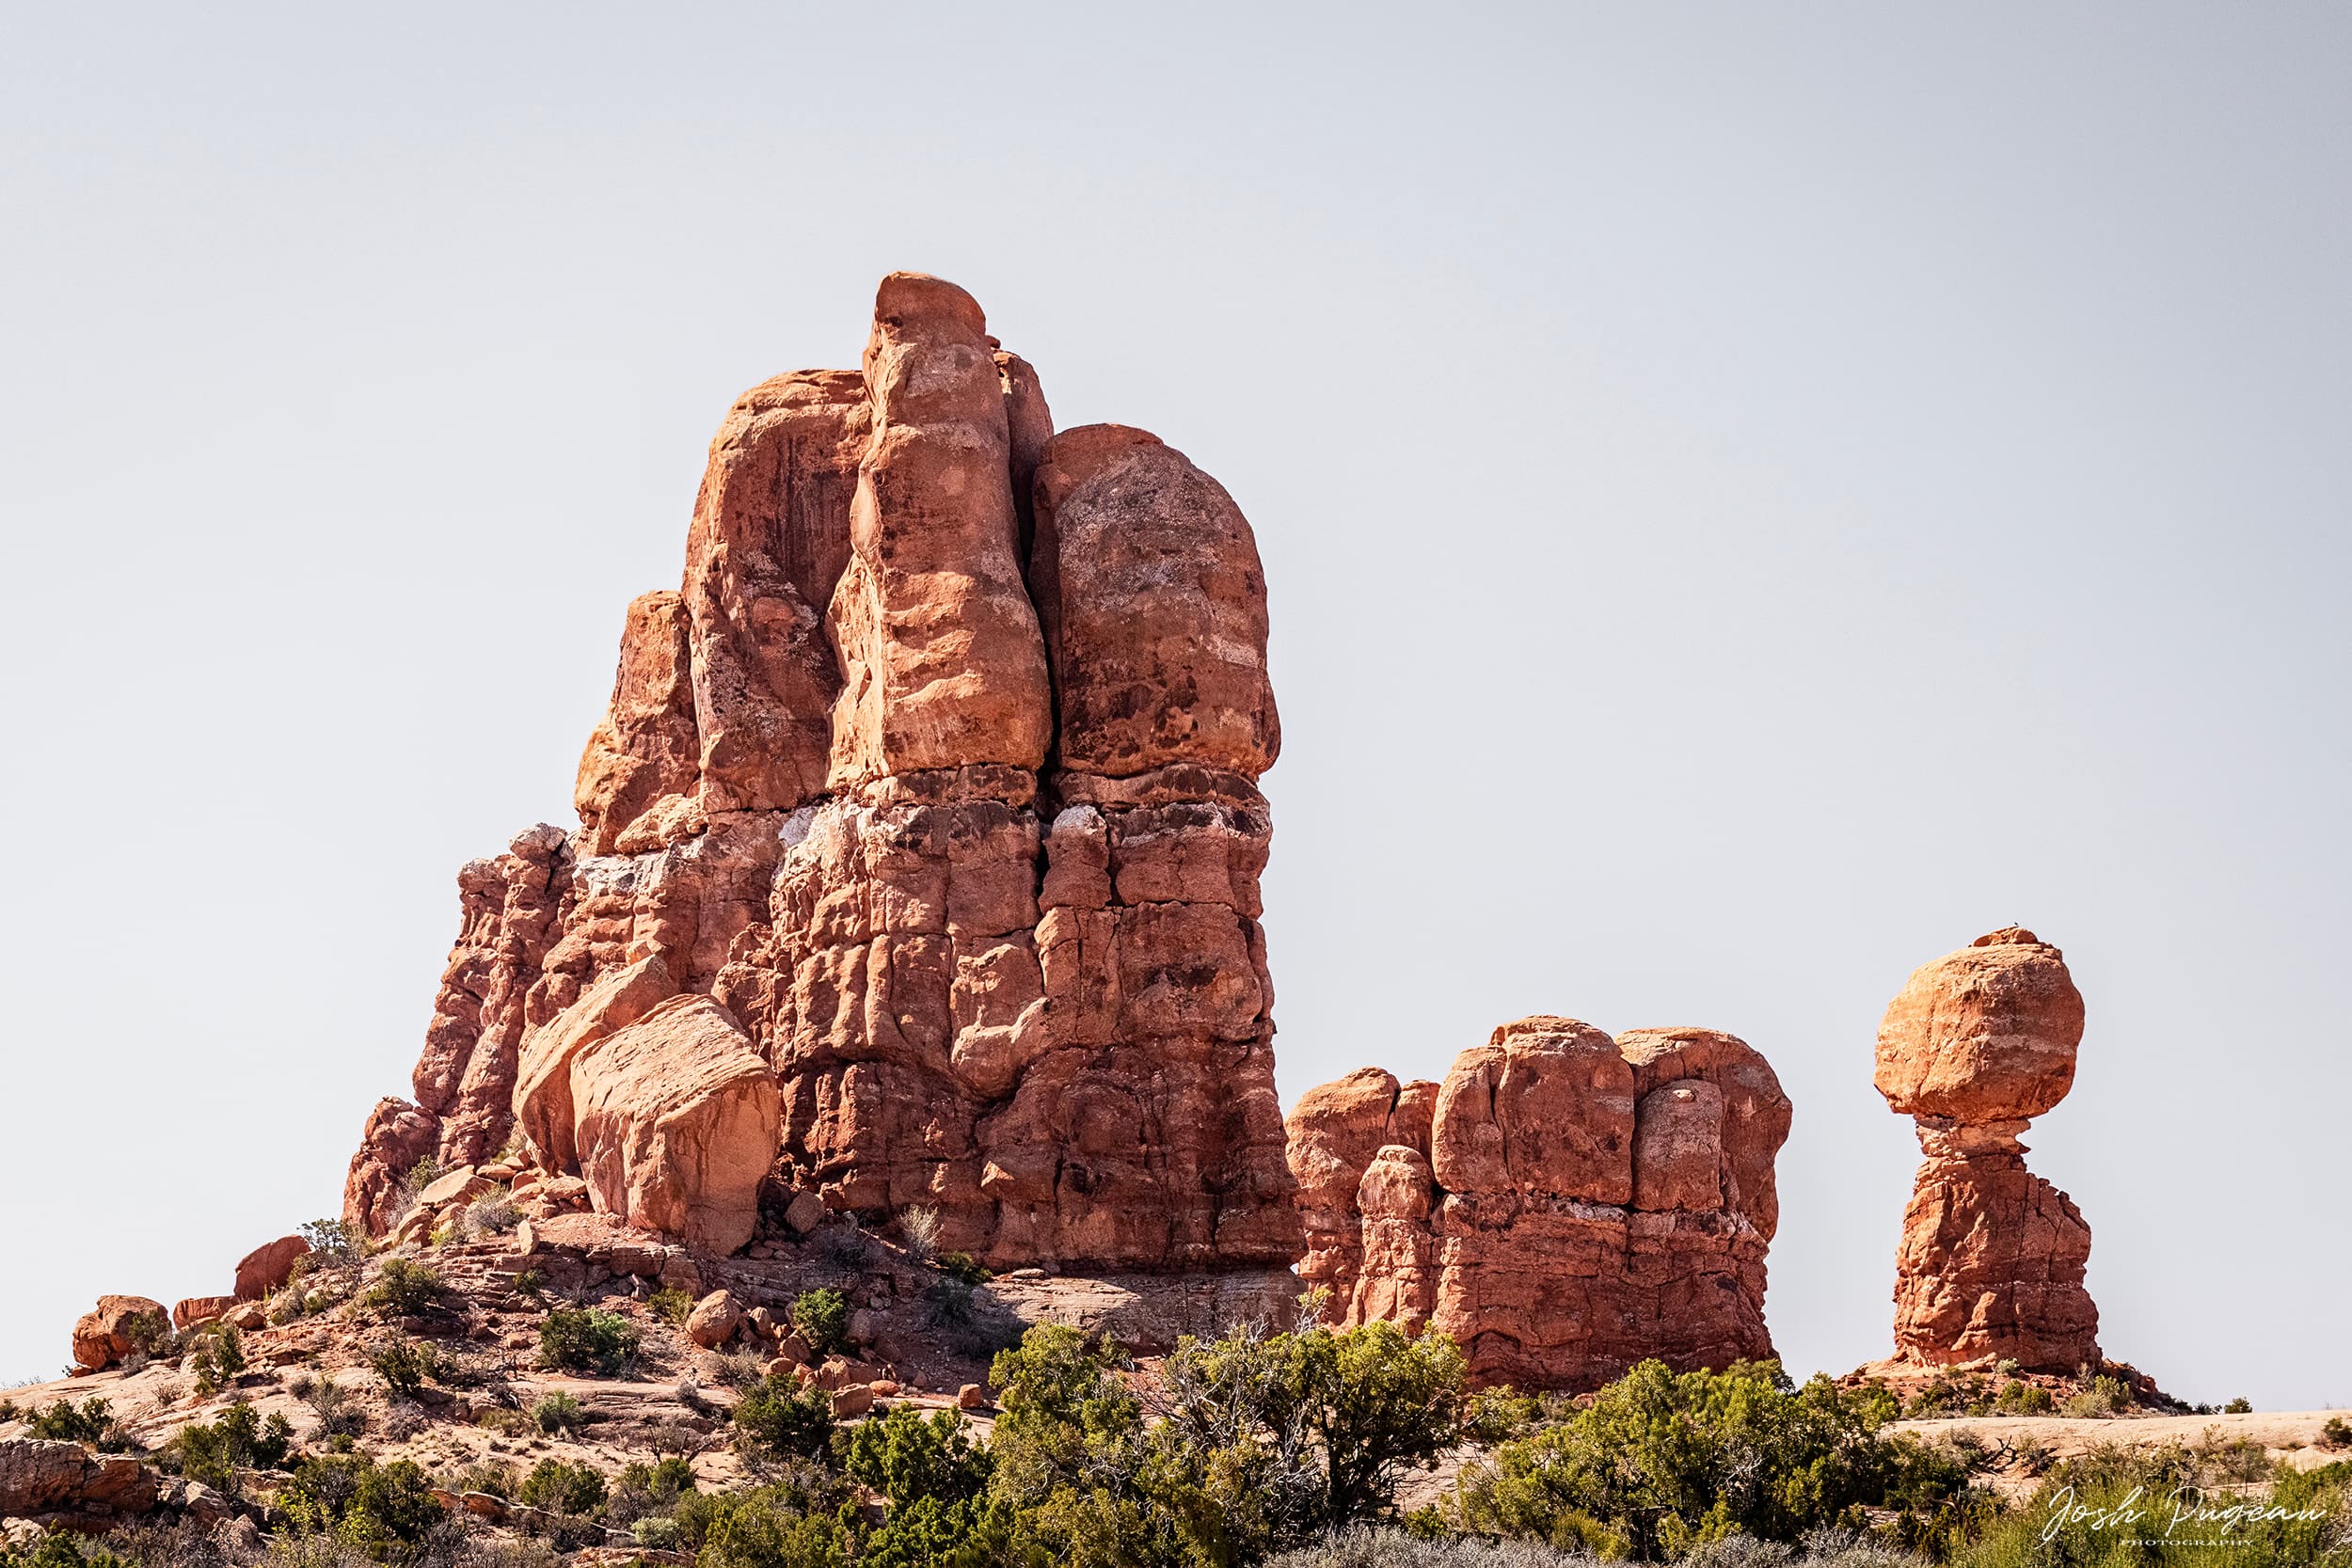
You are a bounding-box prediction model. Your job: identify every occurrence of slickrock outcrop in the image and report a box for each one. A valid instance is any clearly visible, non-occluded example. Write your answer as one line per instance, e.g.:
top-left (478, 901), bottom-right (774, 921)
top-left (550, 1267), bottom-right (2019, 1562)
top-left (1291, 1018), bottom-right (1791, 1390)
top-left (1877, 927), bottom-right (2099, 1370)
top-left (345, 274), bottom-right (1297, 1275)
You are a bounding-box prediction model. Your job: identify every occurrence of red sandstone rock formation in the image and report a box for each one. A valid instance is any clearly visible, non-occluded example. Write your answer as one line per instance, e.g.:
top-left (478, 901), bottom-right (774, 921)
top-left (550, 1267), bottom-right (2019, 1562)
top-left (1290, 1018), bottom-right (1791, 1390)
top-left (1877, 927), bottom-right (2099, 1370)
top-left (232, 1235), bottom-right (310, 1302)
top-left (70, 1296), bottom-right (167, 1373)
top-left (344, 274), bottom-right (1298, 1274)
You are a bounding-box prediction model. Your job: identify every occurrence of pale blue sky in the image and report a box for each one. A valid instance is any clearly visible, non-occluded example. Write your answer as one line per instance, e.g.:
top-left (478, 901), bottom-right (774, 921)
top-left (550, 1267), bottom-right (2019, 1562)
top-left (3, 5), bottom-right (2345, 1405)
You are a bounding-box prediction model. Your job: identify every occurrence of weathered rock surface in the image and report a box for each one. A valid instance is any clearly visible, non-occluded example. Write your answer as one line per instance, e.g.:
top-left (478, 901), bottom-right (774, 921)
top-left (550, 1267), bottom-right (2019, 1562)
top-left (1295, 1019), bottom-right (1790, 1390)
top-left (572, 994), bottom-right (781, 1256)
top-left (1029, 424), bottom-right (1279, 778)
top-left (343, 274), bottom-right (1297, 1275)
top-left (232, 1235), bottom-right (310, 1302)
top-left (0, 1438), bottom-right (157, 1524)
top-left (824, 272), bottom-right (1053, 791)
top-left (575, 591), bottom-right (704, 857)
top-left (1284, 1069), bottom-right (1439, 1311)
top-left (1877, 928), bottom-right (2099, 1370)
top-left (70, 1296), bottom-right (167, 1373)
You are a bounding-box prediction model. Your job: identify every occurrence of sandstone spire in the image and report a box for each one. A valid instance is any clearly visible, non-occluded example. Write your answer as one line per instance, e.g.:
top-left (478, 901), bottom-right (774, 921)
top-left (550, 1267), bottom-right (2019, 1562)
top-left (347, 275), bottom-right (1298, 1275)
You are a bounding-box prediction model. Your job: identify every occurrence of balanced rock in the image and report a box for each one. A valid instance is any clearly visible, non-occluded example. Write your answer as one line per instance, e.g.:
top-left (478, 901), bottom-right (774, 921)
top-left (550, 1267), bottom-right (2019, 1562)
top-left (1294, 1019), bottom-right (1790, 1390)
top-left (342, 274), bottom-right (1298, 1275)
top-left (1876, 927), bottom-right (2099, 1370)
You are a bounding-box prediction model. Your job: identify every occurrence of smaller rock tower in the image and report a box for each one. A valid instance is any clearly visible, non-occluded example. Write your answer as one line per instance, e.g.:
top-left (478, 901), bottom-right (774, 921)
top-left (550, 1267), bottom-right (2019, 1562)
top-left (1875, 927), bottom-right (2100, 1370)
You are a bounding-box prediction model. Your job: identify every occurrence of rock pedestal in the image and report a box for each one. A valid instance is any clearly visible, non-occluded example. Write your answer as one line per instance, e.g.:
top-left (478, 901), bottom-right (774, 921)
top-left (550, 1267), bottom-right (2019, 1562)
top-left (1875, 927), bottom-right (2099, 1370)
top-left (1287, 1019), bottom-right (1791, 1390)
top-left (347, 274), bottom-right (1297, 1273)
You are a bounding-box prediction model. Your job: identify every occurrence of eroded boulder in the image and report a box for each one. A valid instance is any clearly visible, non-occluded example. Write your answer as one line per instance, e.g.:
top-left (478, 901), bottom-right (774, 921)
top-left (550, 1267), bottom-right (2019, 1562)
top-left (571, 994), bottom-right (782, 1256)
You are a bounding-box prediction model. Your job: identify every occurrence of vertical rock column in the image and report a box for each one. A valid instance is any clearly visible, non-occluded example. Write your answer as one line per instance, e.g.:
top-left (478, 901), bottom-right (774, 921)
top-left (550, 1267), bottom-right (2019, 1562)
top-left (993, 423), bottom-right (1298, 1269)
top-left (1874, 927), bottom-right (2100, 1370)
top-left (764, 275), bottom-right (1057, 1256)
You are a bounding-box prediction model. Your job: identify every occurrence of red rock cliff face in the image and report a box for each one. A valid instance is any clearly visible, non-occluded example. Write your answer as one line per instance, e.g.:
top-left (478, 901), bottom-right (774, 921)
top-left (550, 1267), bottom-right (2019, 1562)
top-left (1875, 927), bottom-right (2099, 1370)
top-left (347, 274), bottom-right (1298, 1271)
top-left (1287, 1019), bottom-right (1791, 1391)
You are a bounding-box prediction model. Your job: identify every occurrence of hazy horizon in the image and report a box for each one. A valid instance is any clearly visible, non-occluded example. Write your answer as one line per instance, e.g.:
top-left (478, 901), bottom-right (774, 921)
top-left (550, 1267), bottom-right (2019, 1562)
top-left (3, 6), bottom-right (2345, 1406)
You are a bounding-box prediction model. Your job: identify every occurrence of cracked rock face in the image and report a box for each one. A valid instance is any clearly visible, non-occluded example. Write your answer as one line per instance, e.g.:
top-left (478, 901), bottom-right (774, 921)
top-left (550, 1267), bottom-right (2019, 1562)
top-left (1875, 927), bottom-right (2099, 1370)
top-left (346, 274), bottom-right (1296, 1273)
top-left (1288, 1019), bottom-right (1791, 1390)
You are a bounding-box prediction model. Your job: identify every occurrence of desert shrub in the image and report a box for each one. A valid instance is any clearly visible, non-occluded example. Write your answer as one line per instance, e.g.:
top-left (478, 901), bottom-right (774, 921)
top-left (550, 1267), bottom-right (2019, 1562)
top-left (672, 1469), bottom-right (862, 1565)
top-left (606, 1454), bottom-right (697, 1525)
top-left (789, 1289), bottom-right (850, 1357)
top-left (710, 1345), bottom-right (770, 1389)
top-left (1991, 1380), bottom-right (2053, 1415)
top-left (1266, 1528), bottom-right (1613, 1566)
top-left (26, 1396), bottom-right (126, 1449)
top-left (369, 1336), bottom-right (442, 1397)
top-left (898, 1206), bottom-right (943, 1267)
top-left (1443, 1359), bottom-right (1979, 1560)
top-left (397, 1153), bottom-right (443, 1205)
top-left (818, 1216), bottom-right (868, 1269)
top-left (2323, 1416), bottom-right (2351, 1448)
top-left (934, 1249), bottom-right (991, 1285)
top-left (926, 1276), bottom-right (976, 1328)
top-left (0, 1534), bottom-right (132, 1567)
top-left (184, 1324), bottom-right (247, 1398)
top-left (276, 1450), bottom-right (447, 1559)
top-left (985, 1317), bottom-right (1470, 1566)
top-left (516, 1457), bottom-right (608, 1516)
top-left (511, 1268), bottom-right (545, 1302)
top-left (2223, 1395), bottom-right (2254, 1414)
top-left (118, 1312), bottom-right (173, 1364)
top-left (300, 1218), bottom-right (362, 1270)
top-left (361, 1259), bottom-right (445, 1317)
top-left (846, 1404), bottom-right (993, 1508)
top-left (539, 1307), bottom-right (640, 1375)
top-left (2059, 1373), bottom-right (2130, 1418)
top-left (464, 1196), bottom-right (520, 1240)
top-left (531, 1390), bottom-right (585, 1434)
top-left (444, 1459), bottom-right (517, 1499)
top-left (650, 1288), bottom-right (695, 1327)
top-left (302, 1374), bottom-right (369, 1439)
top-left (734, 1370), bottom-right (836, 1463)
top-left (169, 1398), bottom-right (294, 1484)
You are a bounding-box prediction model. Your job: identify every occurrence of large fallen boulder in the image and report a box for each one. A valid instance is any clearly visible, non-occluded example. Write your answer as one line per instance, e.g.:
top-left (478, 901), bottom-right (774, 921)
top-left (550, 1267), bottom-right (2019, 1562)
top-left (69, 1296), bottom-right (167, 1373)
top-left (571, 993), bottom-right (781, 1255)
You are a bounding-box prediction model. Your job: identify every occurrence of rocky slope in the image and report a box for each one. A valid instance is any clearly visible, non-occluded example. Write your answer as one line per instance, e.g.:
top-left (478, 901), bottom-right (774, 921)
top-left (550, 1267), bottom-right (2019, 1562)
top-left (346, 272), bottom-right (1296, 1279)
